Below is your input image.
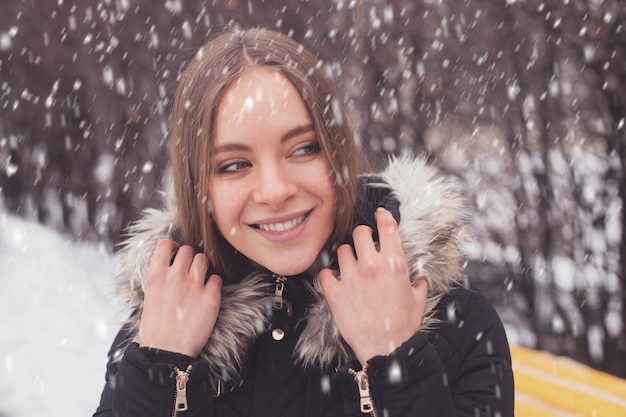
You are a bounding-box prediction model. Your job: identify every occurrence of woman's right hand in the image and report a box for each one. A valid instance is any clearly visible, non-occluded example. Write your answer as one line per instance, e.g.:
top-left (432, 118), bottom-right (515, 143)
top-left (138, 239), bottom-right (222, 358)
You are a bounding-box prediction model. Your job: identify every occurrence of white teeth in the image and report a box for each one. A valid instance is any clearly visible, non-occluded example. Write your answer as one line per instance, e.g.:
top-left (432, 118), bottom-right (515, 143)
top-left (258, 214), bottom-right (305, 232)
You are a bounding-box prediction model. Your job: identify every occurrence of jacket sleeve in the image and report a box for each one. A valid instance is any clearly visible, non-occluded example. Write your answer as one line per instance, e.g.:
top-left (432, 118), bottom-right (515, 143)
top-left (92, 330), bottom-right (242, 417)
top-left (337, 288), bottom-right (514, 416)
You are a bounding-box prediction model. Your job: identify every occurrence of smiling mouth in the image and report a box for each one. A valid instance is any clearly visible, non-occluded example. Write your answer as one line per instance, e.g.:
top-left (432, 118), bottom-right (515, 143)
top-left (254, 211), bottom-right (311, 232)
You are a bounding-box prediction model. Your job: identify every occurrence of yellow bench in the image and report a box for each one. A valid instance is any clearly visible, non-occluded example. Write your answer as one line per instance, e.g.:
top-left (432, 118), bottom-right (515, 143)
top-left (511, 345), bottom-right (626, 416)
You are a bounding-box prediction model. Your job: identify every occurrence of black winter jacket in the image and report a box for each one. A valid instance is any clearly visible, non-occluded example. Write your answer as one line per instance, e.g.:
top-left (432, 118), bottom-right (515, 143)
top-left (93, 156), bottom-right (514, 416)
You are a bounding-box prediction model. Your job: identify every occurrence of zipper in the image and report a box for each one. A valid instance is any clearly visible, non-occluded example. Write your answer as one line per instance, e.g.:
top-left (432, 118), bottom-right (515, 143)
top-left (273, 274), bottom-right (292, 316)
top-left (172, 364), bottom-right (192, 417)
top-left (271, 274), bottom-right (293, 341)
top-left (273, 275), bottom-right (287, 310)
top-left (348, 364), bottom-right (379, 417)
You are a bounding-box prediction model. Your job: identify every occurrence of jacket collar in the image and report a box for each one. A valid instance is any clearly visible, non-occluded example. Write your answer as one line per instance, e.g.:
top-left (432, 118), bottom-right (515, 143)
top-left (117, 156), bottom-right (469, 383)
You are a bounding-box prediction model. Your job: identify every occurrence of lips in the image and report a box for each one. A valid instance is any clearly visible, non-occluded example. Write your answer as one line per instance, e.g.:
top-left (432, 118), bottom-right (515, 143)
top-left (252, 210), bottom-right (311, 233)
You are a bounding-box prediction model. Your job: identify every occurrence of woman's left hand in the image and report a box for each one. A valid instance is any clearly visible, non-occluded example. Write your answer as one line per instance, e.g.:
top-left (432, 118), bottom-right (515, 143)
top-left (319, 207), bottom-right (428, 364)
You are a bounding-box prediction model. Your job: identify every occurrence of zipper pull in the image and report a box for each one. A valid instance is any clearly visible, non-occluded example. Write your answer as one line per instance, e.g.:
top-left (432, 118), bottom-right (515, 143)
top-left (173, 365), bottom-right (192, 415)
top-left (273, 275), bottom-right (286, 310)
top-left (350, 368), bottom-right (374, 414)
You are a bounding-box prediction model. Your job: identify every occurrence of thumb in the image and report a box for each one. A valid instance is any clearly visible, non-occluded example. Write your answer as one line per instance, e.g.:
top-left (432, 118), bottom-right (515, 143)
top-left (318, 268), bottom-right (339, 294)
top-left (412, 277), bottom-right (429, 303)
top-left (412, 278), bottom-right (429, 331)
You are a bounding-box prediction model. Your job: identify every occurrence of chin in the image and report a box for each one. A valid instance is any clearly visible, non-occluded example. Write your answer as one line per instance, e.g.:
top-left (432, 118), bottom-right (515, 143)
top-left (271, 266), bottom-right (308, 277)
top-left (268, 260), bottom-right (316, 277)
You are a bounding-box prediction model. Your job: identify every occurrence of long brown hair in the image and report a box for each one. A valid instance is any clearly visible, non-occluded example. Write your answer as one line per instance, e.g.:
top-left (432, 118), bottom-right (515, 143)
top-left (170, 27), bottom-right (364, 282)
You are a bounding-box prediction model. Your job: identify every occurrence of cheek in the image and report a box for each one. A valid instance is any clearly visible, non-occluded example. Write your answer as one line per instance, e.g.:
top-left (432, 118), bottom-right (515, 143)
top-left (323, 173), bottom-right (345, 234)
top-left (209, 185), bottom-right (236, 231)
top-left (319, 173), bottom-right (337, 224)
top-left (323, 169), bottom-right (337, 204)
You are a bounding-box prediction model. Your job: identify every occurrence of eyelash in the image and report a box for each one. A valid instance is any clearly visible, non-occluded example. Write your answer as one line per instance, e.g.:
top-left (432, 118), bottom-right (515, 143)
top-left (292, 141), bottom-right (321, 156)
top-left (215, 141), bottom-right (321, 175)
top-left (216, 160), bottom-right (251, 174)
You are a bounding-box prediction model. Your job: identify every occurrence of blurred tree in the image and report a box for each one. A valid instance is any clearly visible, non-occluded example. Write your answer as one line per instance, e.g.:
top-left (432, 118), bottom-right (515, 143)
top-left (409, 0), bottom-right (626, 376)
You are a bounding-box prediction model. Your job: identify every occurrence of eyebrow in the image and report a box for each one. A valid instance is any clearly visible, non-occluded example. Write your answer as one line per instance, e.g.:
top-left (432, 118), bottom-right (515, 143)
top-left (281, 124), bottom-right (314, 142)
top-left (213, 124), bottom-right (315, 154)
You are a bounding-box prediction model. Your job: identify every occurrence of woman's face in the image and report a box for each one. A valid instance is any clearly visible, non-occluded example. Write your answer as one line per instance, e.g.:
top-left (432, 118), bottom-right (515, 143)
top-left (210, 67), bottom-right (336, 276)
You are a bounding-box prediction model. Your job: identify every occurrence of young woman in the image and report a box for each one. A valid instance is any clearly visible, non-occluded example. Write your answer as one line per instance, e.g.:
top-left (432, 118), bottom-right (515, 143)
top-left (94, 27), bottom-right (514, 417)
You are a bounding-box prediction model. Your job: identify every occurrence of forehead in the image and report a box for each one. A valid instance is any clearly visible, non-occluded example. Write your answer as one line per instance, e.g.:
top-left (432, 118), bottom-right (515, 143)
top-left (215, 67), bottom-right (312, 138)
top-left (219, 68), bottom-right (302, 118)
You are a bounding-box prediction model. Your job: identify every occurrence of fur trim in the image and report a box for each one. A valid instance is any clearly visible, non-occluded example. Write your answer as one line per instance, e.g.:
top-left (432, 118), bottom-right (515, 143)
top-left (295, 155), bottom-right (469, 368)
top-left (116, 201), bottom-right (274, 383)
top-left (116, 155), bottom-right (469, 382)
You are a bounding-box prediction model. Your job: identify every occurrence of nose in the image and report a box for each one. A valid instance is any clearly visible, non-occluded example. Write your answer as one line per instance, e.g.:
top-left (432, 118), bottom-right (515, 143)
top-left (252, 162), bottom-right (298, 208)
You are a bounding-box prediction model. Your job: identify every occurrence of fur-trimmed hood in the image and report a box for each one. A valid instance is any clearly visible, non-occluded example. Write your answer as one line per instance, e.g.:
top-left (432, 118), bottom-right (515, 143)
top-left (116, 155), bottom-right (469, 384)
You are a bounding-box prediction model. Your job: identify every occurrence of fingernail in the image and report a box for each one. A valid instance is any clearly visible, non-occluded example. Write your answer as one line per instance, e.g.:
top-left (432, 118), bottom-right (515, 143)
top-left (376, 207), bottom-right (390, 217)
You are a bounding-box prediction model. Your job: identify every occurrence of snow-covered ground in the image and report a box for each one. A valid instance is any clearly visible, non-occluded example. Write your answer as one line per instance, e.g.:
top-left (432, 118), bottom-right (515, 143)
top-left (0, 212), bottom-right (126, 417)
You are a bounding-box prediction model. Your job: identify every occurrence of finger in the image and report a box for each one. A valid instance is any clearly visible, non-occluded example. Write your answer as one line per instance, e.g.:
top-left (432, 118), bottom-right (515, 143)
top-left (154, 238), bottom-right (179, 264)
top-left (148, 239), bottom-right (179, 277)
top-left (171, 245), bottom-right (195, 271)
top-left (352, 225), bottom-right (377, 259)
top-left (204, 274), bottom-right (223, 300)
top-left (190, 253), bottom-right (209, 284)
top-left (336, 243), bottom-right (357, 275)
top-left (375, 208), bottom-right (403, 254)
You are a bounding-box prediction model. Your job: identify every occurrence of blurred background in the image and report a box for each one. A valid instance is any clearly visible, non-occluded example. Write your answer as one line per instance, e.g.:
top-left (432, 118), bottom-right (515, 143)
top-left (0, 0), bottom-right (624, 398)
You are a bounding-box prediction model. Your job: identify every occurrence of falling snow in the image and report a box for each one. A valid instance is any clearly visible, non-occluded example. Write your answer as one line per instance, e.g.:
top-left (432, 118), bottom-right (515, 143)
top-left (0, 3), bottom-right (624, 412)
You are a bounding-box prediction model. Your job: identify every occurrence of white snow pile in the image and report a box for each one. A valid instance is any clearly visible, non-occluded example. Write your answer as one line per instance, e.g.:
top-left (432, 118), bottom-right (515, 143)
top-left (0, 212), bottom-right (125, 417)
